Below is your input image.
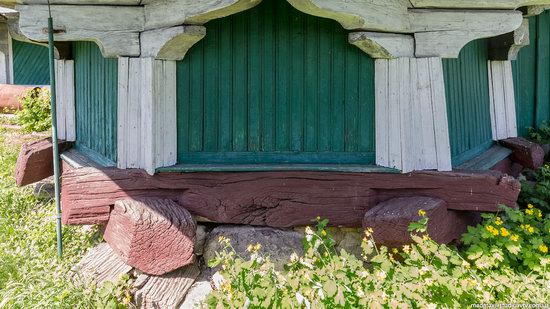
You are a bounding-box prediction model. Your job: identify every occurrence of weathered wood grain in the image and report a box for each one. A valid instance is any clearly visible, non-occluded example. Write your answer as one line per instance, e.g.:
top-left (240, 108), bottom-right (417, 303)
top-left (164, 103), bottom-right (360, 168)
top-left (349, 32), bottom-right (414, 59)
top-left (69, 242), bottom-right (133, 287)
top-left (55, 59), bottom-right (76, 141)
top-left (134, 264), bottom-right (200, 309)
top-left (117, 58), bottom-right (177, 175)
top-left (61, 166), bottom-right (520, 227)
top-left (103, 199), bottom-right (196, 275)
top-left (363, 197), bottom-right (478, 247)
top-left (15, 138), bottom-right (72, 186)
top-left (488, 61), bottom-right (518, 140)
top-left (375, 58), bottom-right (451, 172)
top-left (140, 26), bottom-right (205, 60)
top-left (500, 137), bottom-right (545, 170)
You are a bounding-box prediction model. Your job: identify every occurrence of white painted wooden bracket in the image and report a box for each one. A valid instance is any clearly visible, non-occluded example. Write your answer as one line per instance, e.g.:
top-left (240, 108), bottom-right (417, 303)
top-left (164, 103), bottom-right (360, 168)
top-left (140, 26), bottom-right (206, 61)
top-left (54, 59), bottom-right (76, 141)
top-left (117, 58), bottom-right (177, 175)
top-left (375, 58), bottom-right (452, 172)
top-left (488, 61), bottom-right (518, 140)
top-left (15, 4), bottom-right (144, 57)
top-left (489, 18), bottom-right (530, 61)
top-left (144, 0), bottom-right (262, 30)
top-left (349, 32), bottom-right (414, 59)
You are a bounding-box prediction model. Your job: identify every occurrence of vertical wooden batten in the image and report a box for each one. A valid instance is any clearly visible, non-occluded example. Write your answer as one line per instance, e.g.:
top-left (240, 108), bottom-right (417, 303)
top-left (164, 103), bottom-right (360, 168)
top-left (117, 57), bottom-right (176, 175)
top-left (54, 59), bottom-right (76, 141)
top-left (488, 60), bottom-right (518, 140)
top-left (375, 57), bottom-right (452, 172)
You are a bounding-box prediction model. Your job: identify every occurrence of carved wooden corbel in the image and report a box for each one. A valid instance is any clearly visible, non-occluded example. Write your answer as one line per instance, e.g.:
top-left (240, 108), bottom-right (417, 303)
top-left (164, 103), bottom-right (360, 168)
top-left (489, 18), bottom-right (530, 61)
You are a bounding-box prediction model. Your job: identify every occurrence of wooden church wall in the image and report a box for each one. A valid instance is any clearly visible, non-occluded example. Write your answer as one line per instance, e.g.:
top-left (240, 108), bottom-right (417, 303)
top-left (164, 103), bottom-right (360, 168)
top-left (73, 41), bottom-right (118, 163)
top-left (175, 0), bottom-right (376, 165)
top-left (12, 39), bottom-right (49, 85)
top-left (513, 12), bottom-right (550, 137)
top-left (443, 39), bottom-right (494, 166)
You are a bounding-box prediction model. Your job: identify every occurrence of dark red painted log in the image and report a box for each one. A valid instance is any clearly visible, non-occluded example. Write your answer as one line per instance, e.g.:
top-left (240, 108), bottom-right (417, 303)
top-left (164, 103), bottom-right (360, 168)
top-left (15, 138), bottom-right (72, 186)
top-left (61, 166), bottom-right (520, 227)
top-left (500, 137), bottom-right (545, 170)
top-left (103, 199), bottom-right (196, 276)
top-left (363, 197), bottom-right (478, 247)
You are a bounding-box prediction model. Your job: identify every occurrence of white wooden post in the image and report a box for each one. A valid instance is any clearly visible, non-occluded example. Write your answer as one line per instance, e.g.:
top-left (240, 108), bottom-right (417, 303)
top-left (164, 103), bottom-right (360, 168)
top-left (117, 57), bottom-right (177, 175)
top-left (375, 57), bottom-right (452, 172)
top-left (54, 59), bottom-right (76, 141)
top-left (488, 60), bottom-right (518, 140)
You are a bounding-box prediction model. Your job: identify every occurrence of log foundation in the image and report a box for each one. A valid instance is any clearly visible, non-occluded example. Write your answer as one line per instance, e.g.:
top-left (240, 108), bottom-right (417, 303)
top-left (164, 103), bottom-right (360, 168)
top-left (61, 165), bottom-right (520, 227)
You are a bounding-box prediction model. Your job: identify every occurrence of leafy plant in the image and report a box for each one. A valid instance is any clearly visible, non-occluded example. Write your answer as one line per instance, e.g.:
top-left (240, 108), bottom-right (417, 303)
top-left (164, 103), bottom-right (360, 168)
top-left (0, 124), bottom-right (130, 308)
top-left (462, 205), bottom-right (550, 273)
top-left (15, 87), bottom-right (51, 133)
top-left (206, 215), bottom-right (550, 308)
top-left (519, 164), bottom-right (550, 214)
top-left (528, 121), bottom-right (550, 144)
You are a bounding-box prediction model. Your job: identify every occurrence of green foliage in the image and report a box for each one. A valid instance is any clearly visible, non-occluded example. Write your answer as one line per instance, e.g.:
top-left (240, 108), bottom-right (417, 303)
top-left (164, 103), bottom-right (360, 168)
top-left (520, 163), bottom-right (550, 213)
top-left (529, 122), bottom-right (550, 145)
top-left (462, 205), bottom-right (550, 273)
top-left (206, 216), bottom-right (550, 308)
top-left (0, 126), bottom-right (130, 308)
top-left (15, 87), bottom-right (51, 133)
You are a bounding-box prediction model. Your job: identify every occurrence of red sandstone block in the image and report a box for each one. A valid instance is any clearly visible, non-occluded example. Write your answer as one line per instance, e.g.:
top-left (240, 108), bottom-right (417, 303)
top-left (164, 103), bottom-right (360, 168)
top-left (104, 199), bottom-right (196, 276)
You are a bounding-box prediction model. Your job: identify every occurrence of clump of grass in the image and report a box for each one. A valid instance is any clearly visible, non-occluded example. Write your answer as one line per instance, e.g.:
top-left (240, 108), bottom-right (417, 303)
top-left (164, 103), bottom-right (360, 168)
top-left (0, 125), bottom-right (128, 308)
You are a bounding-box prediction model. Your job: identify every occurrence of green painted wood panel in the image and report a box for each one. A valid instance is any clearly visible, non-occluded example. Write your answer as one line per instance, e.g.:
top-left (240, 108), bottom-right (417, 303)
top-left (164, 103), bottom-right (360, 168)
top-left (176, 0), bottom-right (375, 165)
top-left (12, 40), bottom-right (49, 85)
top-left (443, 39), bottom-right (494, 166)
top-left (513, 12), bottom-right (550, 136)
top-left (73, 41), bottom-right (117, 163)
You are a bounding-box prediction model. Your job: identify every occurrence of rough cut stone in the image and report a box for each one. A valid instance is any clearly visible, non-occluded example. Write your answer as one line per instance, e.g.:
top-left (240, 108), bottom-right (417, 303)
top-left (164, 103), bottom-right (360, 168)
top-left (33, 180), bottom-right (55, 200)
top-left (179, 269), bottom-right (213, 309)
top-left (135, 264), bottom-right (200, 309)
top-left (203, 225), bottom-right (303, 270)
top-left (104, 199), bottom-right (197, 276)
top-left (500, 137), bottom-right (545, 170)
top-left (194, 225), bottom-right (209, 256)
top-left (69, 243), bottom-right (133, 287)
top-left (363, 197), bottom-right (478, 248)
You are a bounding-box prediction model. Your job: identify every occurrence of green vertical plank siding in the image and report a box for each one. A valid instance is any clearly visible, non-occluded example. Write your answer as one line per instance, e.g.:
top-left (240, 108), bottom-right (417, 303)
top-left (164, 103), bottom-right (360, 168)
top-left (73, 41), bottom-right (118, 162)
top-left (443, 39), bottom-right (494, 166)
top-left (12, 40), bottom-right (49, 85)
top-left (176, 0), bottom-right (376, 165)
top-left (513, 12), bottom-right (550, 136)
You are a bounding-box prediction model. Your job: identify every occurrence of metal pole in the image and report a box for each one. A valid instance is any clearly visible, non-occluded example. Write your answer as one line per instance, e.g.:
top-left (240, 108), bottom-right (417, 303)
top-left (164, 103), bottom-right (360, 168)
top-left (47, 5), bottom-right (62, 258)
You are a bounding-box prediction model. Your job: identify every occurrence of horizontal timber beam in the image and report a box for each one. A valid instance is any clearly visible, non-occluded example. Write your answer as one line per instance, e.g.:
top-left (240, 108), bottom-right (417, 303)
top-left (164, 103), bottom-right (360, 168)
top-left (60, 166), bottom-right (521, 227)
top-left (7, 0), bottom-right (548, 59)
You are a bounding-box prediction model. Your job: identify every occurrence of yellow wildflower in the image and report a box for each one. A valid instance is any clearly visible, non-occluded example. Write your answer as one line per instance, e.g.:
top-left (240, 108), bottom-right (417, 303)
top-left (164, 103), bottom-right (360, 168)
top-left (500, 228), bottom-right (510, 237)
top-left (392, 248), bottom-right (399, 254)
top-left (423, 234), bottom-right (430, 241)
top-left (402, 245), bottom-right (411, 254)
top-left (418, 209), bottom-right (427, 217)
top-left (528, 227), bottom-right (535, 234)
top-left (316, 216), bottom-right (321, 221)
top-left (539, 244), bottom-right (549, 254)
top-left (364, 227), bottom-right (374, 237)
top-left (526, 209), bottom-right (534, 215)
top-left (495, 217), bottom-right (503, 226)
top-left (528, 204), bottom-right (534, 209)
top-left (321, 230), bottom-right (327, 236)
top-left (511, 234), bottom-right (519, 242)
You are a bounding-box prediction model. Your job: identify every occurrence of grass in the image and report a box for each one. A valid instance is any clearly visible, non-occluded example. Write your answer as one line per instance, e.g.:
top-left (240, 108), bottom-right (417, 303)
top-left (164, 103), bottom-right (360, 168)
top-left (0, 119), bottom-right (124, 308)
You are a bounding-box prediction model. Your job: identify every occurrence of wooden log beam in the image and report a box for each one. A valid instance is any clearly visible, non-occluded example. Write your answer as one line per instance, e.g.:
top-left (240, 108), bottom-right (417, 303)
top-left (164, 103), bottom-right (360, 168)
top-left (349, 32), bottom-right (415, 59)
top-left (410, 0), bottom-right (550, 9)
top-left (15, 137), bottom-right (72, 186)
top-left (15, 4), bottom-right (144, 57)
top-left (363, 197), bottom-right (478, 247)
top-left (140, 26), bottom-right (205, 60)
top-left (500, 137), bottom-right (545, 170)
top-left (103, 199), bottom-right (196, 276)
top-left (61, 166), bottom-right (521, 227)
